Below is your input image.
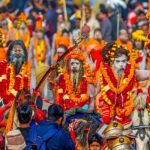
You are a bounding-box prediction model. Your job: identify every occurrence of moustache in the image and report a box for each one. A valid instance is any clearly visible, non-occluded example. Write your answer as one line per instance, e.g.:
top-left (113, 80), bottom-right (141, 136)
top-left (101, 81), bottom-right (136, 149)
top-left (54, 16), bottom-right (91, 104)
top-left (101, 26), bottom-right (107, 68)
top-left (10, 53), bottom-right (25, 62)
top-left (10, 54), bottom-right (25, 74)
top-left (14, 54), bottom-right (22, 59)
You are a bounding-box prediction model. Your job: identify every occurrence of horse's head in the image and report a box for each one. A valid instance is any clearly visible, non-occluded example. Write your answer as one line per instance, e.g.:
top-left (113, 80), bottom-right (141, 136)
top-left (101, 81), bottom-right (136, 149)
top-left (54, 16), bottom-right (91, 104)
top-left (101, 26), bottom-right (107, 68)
top-left (65, 107), bottom-right (102, 148)
top-left (74, 115), bottom-right (101, 147)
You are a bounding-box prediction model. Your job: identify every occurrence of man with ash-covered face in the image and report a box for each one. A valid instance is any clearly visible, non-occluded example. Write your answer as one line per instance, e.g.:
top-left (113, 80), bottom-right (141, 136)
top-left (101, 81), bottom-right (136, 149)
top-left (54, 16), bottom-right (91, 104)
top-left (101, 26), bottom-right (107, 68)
top-left (0, 40), bottom-right (31, 104)
top-left (88, 42), bottom-right (150, 125)
top-left (55, 51), bottom-right (90, 111)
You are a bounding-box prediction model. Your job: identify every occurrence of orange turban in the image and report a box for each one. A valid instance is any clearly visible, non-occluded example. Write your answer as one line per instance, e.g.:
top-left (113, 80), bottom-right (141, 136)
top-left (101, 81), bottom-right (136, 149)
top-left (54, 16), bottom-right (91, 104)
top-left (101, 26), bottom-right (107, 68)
top-left (57, 36), bottom-right (71, 48)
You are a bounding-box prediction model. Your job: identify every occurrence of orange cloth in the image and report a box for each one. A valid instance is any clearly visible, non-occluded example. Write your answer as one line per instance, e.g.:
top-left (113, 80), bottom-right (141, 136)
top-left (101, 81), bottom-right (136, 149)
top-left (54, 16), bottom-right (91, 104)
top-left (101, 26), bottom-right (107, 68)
top-left (0, 48), bottom-right (6, 61)
top-left (57, 36), bottom-right (71, 48)
top-left (80, 38), bottom-right (105, 53)
top-left (82, 38), bottom-right (105, 71)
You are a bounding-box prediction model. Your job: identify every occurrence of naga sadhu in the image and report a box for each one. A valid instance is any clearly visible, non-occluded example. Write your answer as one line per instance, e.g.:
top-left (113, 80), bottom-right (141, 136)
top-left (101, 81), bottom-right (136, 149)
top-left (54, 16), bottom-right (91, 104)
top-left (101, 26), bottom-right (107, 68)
top-left (0, 40), bottom-right (31, 104)
top-left (86, 42), bottom-right (150, 125)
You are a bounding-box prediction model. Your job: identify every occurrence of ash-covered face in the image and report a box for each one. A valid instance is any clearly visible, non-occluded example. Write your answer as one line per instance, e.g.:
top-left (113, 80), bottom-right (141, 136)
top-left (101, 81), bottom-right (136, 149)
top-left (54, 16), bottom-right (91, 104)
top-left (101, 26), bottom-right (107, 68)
top-left (112, 55), bottom-right (128, 77)
top-left (10, 44), bottom-right (25, 74)
top-left (69, 59), bottom-right (81, 73)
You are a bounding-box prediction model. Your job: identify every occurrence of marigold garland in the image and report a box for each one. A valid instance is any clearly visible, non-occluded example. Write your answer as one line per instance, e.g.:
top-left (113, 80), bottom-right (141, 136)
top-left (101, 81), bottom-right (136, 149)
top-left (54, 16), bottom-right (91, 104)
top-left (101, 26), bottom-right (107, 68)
top-left (6, 63), bottom-right (31, 96)
top-left (99, 71), bottom-right (112, 105)
top-left (61, 68), bottom-right (89, 104)
top-left (96, 57), bottom-right (135, 118)
top-left (34, 38), bottom-right (46, 65)
top-left (83, 64), bottom-right (97, 84)
top-left (132, 30), bottom-right (148, 43)
top-left (7, 64), bottom-right (15, 95)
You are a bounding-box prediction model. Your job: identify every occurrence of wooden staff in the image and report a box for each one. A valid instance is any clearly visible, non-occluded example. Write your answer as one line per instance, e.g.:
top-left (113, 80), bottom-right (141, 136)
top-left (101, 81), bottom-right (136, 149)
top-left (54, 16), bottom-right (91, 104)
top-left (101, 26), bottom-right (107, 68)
top-left (80, 0), bottom-right (86, 29)
top-left (63, 0), bottom-right (68, 23)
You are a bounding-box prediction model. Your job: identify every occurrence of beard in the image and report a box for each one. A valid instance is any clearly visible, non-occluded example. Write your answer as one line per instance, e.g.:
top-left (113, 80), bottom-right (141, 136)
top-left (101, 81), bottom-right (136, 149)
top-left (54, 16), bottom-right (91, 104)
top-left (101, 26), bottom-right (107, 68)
top-left (10, 54), bottom-right (25, 74)
top-left (117, 68), bottom-right (125, 78)
top-left (72, 68), bottom-right (79, 73)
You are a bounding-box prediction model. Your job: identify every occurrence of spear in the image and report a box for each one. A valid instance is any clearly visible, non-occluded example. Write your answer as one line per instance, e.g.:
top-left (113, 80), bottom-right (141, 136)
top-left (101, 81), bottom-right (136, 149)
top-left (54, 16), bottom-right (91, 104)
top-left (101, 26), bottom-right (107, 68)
top-left (63, 0), bottom-right (68, 24)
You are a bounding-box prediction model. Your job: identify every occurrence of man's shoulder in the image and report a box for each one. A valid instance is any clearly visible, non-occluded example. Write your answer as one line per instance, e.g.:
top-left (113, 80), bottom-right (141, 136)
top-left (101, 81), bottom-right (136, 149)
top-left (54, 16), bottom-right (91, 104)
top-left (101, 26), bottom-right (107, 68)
top-left (37, 121), bottom-right (60, 134)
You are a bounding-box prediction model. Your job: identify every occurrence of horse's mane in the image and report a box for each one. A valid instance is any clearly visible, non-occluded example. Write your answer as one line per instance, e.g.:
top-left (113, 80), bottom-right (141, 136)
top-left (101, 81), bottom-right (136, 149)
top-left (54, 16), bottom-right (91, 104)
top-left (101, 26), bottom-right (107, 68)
top-left (65, 108), bottom-right (102, 147)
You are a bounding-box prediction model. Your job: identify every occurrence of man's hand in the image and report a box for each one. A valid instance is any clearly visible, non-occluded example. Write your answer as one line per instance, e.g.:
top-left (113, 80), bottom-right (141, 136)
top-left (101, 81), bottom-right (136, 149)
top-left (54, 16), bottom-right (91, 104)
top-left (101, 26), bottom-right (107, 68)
top-left (135, 70), bottom-right (150, 81)
top-left (85, 55), bottom-right (97, 72)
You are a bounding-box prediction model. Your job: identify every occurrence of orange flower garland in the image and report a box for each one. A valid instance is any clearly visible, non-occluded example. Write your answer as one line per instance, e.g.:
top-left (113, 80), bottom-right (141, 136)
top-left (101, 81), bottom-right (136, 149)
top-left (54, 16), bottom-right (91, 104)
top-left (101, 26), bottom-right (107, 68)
top-left (62, 68), bottom-right (89, 104)
top-left (7, 64), bottom-right (15, 95)
top-left (34, 38), bottom-right (46, 65)
top-left (83, 64), bottom-right (97, 84)
top-left (99, 71), bottom-right (112, 105)
top-left (6, 63), bottom-right (31, 96)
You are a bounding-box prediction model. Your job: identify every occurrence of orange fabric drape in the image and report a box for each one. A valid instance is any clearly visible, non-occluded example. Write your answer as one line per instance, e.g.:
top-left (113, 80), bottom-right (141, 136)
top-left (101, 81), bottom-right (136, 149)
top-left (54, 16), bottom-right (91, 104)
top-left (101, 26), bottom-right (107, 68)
top-left (0, 48), bottom-right (6, 61)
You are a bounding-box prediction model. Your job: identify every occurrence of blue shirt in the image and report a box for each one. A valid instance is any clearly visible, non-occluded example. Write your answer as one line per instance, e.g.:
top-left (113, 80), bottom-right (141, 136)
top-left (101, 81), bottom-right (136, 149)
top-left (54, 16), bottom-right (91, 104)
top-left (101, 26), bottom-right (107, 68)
top-left (37, 120), bottom-right (75, 150)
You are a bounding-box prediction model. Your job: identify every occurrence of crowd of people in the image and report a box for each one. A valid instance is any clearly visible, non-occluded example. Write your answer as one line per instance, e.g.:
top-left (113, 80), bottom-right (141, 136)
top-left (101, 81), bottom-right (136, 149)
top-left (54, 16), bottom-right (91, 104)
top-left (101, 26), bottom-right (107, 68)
top-left (0, 0), bottom-right (150, 150)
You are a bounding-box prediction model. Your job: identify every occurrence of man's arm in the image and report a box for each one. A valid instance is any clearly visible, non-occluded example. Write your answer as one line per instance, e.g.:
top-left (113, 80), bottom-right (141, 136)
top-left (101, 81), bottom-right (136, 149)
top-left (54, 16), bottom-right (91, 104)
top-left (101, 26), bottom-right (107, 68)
top-left (135, 70), bottom-right (150, 81)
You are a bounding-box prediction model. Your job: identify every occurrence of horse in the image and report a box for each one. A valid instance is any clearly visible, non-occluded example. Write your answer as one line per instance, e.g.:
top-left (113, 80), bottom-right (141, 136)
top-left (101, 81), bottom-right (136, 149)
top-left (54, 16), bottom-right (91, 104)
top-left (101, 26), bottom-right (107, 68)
top-left (64, 107), bottom-right (103, 150)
